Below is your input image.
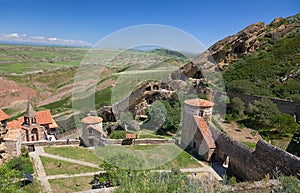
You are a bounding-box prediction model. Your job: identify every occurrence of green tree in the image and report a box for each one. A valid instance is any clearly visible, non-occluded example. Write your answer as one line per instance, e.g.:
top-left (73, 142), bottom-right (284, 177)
top-left (119, 112), bottom-right (133, 129)
top-left (271, 114), bottom-right (300, 135)
top-left (230, 97), bottom-right (245, 116)
top-left (148, 101), bottom-right (167, 130)
top-left (160, 101), bottom-right (181, 134)
top-left (0, 164), bottom-right (21, 192)
top-left (246, 97), bottom-right (280, 125)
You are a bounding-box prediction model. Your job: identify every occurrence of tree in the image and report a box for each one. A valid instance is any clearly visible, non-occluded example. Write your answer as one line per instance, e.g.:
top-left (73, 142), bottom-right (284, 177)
top-left (271, 114), bottom-right (300, 135)
top-left (230, 97), bottom-right (245, 116)
top-left (119, 112), bottom-right (133, 130)
top-left (160, 101), bottom-right (181, 133)
top-left (246, 97), bottom-right (280, 125)
top-left (148, 101), bottom-right (167, 130)
top-left (0, 164), bottom-right (21, 192)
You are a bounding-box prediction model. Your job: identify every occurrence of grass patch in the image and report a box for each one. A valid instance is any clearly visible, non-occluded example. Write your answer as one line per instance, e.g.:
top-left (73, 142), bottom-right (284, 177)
top-left (242, 142), bottom-right (257, 149)
top-left (43, 146), bottom-right (101, 165)
top-left (6, 156), bottom-right (34, 174)
top-left (49, 176), bottom-right (93, 193)
top-left (138, 133), bottom-right (166, 139)
top-left (93, 144), bottom-right (200, 170)
top-left (40, 156), bottom-right (99, 175)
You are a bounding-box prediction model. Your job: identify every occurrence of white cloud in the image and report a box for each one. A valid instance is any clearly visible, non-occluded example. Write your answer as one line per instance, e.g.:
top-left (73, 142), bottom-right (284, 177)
top-left (31, 36), bottom-right (46, 40)
top-left (5, 33), bottom-right (20, 38)
top-left (0, 33), bottom-right (92, 47)
top-left (47, 37), bottom-right (57, 41)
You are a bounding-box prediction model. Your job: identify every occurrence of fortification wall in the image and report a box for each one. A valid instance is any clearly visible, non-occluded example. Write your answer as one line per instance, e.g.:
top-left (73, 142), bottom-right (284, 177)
top-left (211, 127), bottom-right (300, 181)
top-left (227, 92), bottom-right (300, 121)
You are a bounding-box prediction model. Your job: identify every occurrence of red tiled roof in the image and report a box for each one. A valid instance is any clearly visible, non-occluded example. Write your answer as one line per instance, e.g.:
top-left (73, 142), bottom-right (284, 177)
top-left (36, 110), bottom-right (53, 125)
top-left (7, 120), bottom-right (22, 129)
top-left (193, 115), bottom-right (216, 149)
top-left (49, 117), bottom-right (58, 129)
top-left (184, 98), bottom-right (214, 107)
top-left (81, 116), bottom-right (103, 124)
top-left (126, 133), bottom-right (137, 139)
top-left (0, 109), bottom-right (9, 121)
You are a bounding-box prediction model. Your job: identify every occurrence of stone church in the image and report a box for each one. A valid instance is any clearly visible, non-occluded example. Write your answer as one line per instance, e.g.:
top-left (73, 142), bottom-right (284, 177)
top-left (2, 101), bottom-right (58, 155)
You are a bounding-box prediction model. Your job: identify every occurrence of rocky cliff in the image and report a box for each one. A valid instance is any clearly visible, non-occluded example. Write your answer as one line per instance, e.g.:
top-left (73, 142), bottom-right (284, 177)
top-left (209, 14), bottom-right (300, 69)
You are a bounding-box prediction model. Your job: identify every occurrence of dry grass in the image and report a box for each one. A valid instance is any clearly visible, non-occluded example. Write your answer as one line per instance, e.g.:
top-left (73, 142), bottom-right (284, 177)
top-left (40, 156), bottom-right (99, 175)
top-left (49, 176), bottom-right (93, 193)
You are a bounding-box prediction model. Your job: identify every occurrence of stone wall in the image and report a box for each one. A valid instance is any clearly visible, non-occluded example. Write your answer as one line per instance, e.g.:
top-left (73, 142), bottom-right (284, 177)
top-left (21, 139), bottom-right (80, 147)
top-left (211, 127), bottom-right (300, 181)
top-left (94, 137), bottom-right (176, 146)
top-left (227, 92), bottom-right (300, 121)
top-left (56, 129), bottom-right (79, 140)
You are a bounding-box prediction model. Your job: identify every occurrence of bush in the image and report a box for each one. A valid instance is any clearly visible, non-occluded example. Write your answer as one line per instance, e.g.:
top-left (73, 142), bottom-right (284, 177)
top-left (6, 157), bottom-right (34, 174)
top-left (109, 130), bottom-right (127, 139)
top-left (275, 174), bottom-right (300, 193)
top-left (21, 147), bottom-right (29, 158)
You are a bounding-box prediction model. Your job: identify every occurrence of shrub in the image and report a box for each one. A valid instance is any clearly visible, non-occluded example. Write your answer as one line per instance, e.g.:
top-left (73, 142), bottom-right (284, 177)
top-left (275, 174), bottom-right (300, 193)
top-left (109, 130), bottom-right (127, 139)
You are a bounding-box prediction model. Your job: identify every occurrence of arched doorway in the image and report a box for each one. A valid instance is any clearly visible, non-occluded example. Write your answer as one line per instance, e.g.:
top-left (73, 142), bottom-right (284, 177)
top-left (31, 128), bottom-right (39, 141)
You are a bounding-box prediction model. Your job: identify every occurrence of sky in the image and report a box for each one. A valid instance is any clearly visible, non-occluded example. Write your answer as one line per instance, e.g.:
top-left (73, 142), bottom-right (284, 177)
top-left (0, 0), bottom-right (299, 47)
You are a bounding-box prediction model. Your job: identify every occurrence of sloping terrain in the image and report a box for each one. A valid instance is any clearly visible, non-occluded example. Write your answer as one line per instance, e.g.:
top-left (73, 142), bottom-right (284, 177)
top-left (0, 46), bottom-right (188, 116)
top-left (208, 14), bottom-right (300, 100)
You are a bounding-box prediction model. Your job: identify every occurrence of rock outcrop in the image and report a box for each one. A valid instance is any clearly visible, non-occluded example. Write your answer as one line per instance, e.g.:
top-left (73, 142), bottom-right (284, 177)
top-left (209, 14), bottom-right (300, 69)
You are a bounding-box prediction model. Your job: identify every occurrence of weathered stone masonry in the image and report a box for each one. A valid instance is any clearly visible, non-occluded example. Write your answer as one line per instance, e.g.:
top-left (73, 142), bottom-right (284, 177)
top-left (211, 127), bottom-right (300, 181)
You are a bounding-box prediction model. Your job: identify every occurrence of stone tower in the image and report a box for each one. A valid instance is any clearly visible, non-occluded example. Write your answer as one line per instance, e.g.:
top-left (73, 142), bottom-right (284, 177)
top-left (181, 98), bottom-right (214, 149)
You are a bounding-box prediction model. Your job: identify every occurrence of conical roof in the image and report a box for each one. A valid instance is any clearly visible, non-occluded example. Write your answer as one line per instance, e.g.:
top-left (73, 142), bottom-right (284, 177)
top-left (24, 100), bottom-right (36, 118)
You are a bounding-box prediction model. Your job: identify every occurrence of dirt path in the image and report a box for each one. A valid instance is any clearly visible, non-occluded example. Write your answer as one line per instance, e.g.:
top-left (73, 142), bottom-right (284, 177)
top-left (221, 122), bottom-right (263, 143)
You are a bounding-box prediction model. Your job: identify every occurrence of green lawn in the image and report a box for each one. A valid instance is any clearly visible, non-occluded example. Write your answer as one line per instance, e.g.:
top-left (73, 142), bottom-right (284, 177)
top-left (43, 146), bottom-right (102, 165)
top-left (40, 156), bottom-right (100, 175)
top-left (93, 144), bottom-right (201, 170)
top-left (49, 176), bottom-right (93, 193)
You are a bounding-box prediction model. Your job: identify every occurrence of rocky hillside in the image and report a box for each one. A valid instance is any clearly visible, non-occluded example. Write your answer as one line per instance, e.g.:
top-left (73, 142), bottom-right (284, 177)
top-left (210, 14), bottom-right (300, 69)
top-left (209, 14), bottom-right (300, 100)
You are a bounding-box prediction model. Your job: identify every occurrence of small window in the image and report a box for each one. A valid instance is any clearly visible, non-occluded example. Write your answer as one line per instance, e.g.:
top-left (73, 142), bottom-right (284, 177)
top-left (88, 129), bottom-right (93, 136)
top-left (199, 110), bottom-right (204, 117)
top-left (193, 141), bottom-right (196, 148)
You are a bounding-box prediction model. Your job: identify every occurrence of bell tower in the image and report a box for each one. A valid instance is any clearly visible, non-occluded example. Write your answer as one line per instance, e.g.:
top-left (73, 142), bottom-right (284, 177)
top-left (24, 100), bottom-right (37, 126)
